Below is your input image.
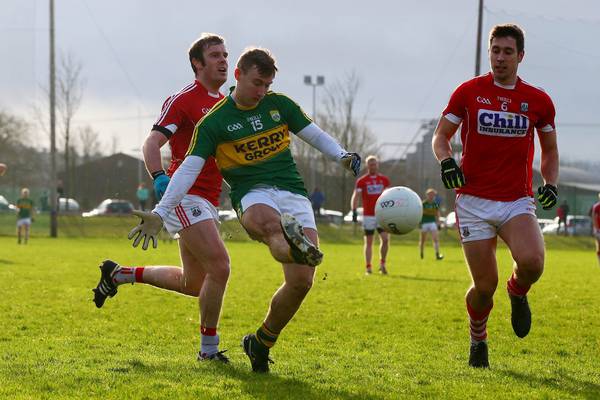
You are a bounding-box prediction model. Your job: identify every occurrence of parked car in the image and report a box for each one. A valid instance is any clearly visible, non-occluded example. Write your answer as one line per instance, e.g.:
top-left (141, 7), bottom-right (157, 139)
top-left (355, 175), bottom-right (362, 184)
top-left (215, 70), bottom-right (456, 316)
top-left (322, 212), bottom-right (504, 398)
top-left (343, 207), bottom-right (364, 223)
top-left (316, 209), bottom-right (344, 225)
top-left (82, 199), bottom-right (134, 217)
top-left (58, 197), bottom-right (81, 213)
top-left (537, 218), bottom-right (555, 231)
top-left (541, 215), bottom-right (592, 236)
top-left (0, 195), bottom-right (16, 212)
top-left (444, 211), bottom-right (456, 229)
top-left (218, 209), bottom-right (237, 222)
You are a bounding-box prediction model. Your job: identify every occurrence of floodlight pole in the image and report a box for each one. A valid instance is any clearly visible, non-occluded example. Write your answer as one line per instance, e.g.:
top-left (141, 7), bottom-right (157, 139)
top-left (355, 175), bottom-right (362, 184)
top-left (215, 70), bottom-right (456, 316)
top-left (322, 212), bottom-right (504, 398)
top-left (475, 0), bottom-right (484, 76)
top-left (303, 75), bottom-right (325, 189)
top-left (49, 0), bottom-right (58, 237)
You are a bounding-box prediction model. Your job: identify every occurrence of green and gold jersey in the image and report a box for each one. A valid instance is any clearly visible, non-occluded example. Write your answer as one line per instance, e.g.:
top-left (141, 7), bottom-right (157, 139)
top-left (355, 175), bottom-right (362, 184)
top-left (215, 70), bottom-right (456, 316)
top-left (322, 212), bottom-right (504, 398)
top-left (17, 198), bottom-right (34, 219)
top-left (421, 200), bottom-right (439, 224)
top-left (187, 91), bottom-right (312, 211)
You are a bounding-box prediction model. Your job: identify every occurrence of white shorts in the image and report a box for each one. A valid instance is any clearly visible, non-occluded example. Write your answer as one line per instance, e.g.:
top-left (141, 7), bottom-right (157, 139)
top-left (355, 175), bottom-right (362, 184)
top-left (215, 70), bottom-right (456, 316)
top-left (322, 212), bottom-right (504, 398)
top-left (421, 222), bottom-right (438, 233)
top-left (594, 228), bottom-right (600, 241)
top-left (455, 194), bottom-right (536, 243)
top-left (162, 194), bottom-right (219, 238)
top-left (362, 216), bottom-right (382, 232)
top-left (17, 218), bottom-right (31, 228)
top-left (240, 186), bottom-right (316, 230)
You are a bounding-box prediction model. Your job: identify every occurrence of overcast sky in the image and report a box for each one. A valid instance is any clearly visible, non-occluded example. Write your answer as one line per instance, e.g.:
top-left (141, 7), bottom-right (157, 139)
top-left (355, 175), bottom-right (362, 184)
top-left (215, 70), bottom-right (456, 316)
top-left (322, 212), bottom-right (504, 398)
top-left (1, 0), bottom-right (599, 161)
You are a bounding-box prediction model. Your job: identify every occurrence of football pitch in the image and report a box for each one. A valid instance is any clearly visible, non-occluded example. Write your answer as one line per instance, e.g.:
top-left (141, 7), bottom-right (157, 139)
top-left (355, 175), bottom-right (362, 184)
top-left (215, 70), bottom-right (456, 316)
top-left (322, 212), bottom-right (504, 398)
top-left (1, 230), bottom-right (599, 399)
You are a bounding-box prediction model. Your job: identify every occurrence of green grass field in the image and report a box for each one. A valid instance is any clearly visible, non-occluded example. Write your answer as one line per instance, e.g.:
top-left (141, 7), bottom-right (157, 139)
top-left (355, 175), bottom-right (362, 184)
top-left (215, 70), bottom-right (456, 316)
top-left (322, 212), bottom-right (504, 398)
top-left (0, 219), bottom-right (599, 399)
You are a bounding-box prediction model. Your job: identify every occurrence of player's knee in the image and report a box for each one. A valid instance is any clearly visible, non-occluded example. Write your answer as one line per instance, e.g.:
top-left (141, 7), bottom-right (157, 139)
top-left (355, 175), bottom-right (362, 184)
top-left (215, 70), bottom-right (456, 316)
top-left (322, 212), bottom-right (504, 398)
top-left (253, 220), bottom-right (283, 243)
top-left (515, 253), bottom-right (544, 278)
top-left (288, 275), bottom-right (314, 296)
top-left (473, 279), bottom-right (498, 299)
top-left (212, 261), bottom-right (231, 285)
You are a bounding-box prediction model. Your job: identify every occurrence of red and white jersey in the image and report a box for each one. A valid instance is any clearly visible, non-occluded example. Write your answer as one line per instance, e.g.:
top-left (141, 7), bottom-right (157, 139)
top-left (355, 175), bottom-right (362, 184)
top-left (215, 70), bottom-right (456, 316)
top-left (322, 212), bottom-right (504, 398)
top-left (592, 201), bottom-right (600, 230)
top-left (355, 173), bottom-right (390, 216)
top-left (443, 72), bottom-right (556, 201)
top-left (153, 80), bottom-right (223, 206)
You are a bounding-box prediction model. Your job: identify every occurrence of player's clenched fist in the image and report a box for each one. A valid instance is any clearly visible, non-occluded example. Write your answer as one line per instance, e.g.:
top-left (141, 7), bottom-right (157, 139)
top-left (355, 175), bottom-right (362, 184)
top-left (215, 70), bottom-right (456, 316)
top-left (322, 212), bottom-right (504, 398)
top-left (440, 158), bottom-right (465, 189)
top-left (340, 152), bottom-right (361, 177)
top-left (128, 210), bottom-right (163, 250)
top-left (537, 184), bottom-right (558, 210)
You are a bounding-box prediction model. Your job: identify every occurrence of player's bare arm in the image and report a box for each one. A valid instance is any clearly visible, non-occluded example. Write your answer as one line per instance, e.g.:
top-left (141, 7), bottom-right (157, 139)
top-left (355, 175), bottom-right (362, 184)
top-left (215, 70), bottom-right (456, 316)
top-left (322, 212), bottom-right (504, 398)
top-left (433, 117), bottom-right (465, 189)
top-left (432, 117), bottom-right (460, 161)
top-left (142, 130), bottom-right (169, 175)
top-left (538, 129), bottom-right (559, 186)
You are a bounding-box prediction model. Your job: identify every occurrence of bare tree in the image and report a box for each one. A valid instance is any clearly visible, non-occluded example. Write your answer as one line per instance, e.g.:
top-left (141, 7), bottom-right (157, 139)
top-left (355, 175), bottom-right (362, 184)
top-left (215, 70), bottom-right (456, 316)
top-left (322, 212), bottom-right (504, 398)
top-left (77, 125), bottom-right (102, 163)
top-left (56, 52), bottom-right (85, 202)
top-left (293, 72), bottom-right (378, 213)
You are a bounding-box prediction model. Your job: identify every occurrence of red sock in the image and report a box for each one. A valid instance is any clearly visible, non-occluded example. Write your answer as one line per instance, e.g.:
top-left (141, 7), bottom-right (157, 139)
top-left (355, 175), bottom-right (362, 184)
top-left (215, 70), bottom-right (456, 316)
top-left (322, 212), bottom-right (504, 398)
top-left (507, 272), bottom-right (530, 297)
top-left (467, 301), bottom-right (492, 343)
top-left (200, 326), bottom-right (217, 336)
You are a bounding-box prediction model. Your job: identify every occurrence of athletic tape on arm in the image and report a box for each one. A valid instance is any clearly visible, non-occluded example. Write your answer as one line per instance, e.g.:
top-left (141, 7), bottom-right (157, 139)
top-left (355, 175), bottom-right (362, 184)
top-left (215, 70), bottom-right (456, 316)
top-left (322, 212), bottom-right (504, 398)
top-left (296, 123), bottom-right (346, 161)
top-left (152, 155), bottom-right (205, 220)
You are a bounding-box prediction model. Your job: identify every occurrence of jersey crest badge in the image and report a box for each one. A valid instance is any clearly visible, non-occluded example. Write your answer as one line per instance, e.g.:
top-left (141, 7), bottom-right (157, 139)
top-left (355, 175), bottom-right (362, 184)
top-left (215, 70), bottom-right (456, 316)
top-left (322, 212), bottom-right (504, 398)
top-left (520, 102), bottom-right (528, 112)
top-left (270, 110), bottom-right (281, 122)
top-left (462, 226), bottom-right (471, 238)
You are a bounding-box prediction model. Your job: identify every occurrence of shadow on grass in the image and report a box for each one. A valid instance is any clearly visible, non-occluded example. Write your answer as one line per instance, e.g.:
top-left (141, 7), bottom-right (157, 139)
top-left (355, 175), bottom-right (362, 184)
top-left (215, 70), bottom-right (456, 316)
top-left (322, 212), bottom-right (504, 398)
top-left (107, 358), bottom-right (384, 399)
top-left (218, 363), bottom-right (385, 400)
top-left (497, 368), bottom-right (600, 399)
top-left (0, 259), bottom-right (15, 265)
top-left (393, 274), bottom-right (461, 283)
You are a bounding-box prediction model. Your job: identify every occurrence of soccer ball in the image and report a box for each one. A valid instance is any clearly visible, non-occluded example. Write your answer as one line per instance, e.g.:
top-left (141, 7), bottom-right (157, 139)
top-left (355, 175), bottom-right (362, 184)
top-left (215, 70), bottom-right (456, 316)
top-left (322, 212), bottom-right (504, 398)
top-left (375, 186), bottom-right (423, 235)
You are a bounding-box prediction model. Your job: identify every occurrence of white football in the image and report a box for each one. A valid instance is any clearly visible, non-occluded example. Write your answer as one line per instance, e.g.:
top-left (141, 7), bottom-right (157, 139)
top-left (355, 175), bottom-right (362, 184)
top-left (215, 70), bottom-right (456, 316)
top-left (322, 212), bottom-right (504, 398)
top-left (375, 186), bottom-right (423, 235)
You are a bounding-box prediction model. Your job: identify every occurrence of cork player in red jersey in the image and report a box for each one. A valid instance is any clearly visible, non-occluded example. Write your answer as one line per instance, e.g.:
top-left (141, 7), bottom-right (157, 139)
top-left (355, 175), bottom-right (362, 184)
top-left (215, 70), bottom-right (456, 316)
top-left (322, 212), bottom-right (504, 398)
top-left (432, 24), bottom-right (559, 368)
top-left (592, 194), bottom-right (600, 267)
top-left (351, 155), bottom-right (391, 275)
top-left (93, 34), bottom-right (231, 363)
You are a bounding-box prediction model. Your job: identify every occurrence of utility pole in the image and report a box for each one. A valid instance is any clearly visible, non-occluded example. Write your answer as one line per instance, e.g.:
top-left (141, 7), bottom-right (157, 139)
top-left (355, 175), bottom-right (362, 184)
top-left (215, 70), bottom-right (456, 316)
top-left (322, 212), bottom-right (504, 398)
top-left (49, 0), bottom-right (58, 237)
top-left (475, 0), bottom-right (484, 76)
top-left (303, 75), bottom-right (325, 189)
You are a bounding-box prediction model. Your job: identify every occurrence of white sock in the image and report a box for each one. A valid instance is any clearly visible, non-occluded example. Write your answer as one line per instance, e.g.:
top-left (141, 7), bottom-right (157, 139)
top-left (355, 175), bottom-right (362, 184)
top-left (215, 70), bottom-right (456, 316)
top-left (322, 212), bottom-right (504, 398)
top-left (111, 266), bottom-right (137, 285)
top-left (201, 334), bottom-right (219, 356)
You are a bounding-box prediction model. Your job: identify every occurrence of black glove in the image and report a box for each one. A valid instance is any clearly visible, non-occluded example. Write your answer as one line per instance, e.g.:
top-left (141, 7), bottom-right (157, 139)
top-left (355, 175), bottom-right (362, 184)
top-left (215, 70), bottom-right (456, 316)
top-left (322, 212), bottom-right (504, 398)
top-left (537, 184), bottom-right (558, 210)
top-left (440, 158), bottom-right (465, 189)
top-left (352, 209), bottom-right (358, 223)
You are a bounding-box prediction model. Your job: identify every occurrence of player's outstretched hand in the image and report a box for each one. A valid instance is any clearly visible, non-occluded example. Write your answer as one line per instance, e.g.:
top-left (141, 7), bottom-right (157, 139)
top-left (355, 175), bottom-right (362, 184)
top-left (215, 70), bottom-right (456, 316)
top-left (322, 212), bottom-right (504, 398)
top-left (128, 210), bottom-right (163, 250)
top-left (537, 184), bottom-right (558, 210)
top-left (152, 172), bottom-right (170, 201)
top-left (341, 152), bottom-right (361, 177)
top-left (440, 158), bottom-right (465, 189)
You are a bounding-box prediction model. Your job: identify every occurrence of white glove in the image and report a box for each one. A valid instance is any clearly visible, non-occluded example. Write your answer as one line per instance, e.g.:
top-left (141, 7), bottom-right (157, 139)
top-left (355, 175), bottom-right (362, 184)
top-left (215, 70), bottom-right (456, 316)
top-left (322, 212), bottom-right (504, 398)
top-left (128, 210), bottom-right (163, 250)
top-left (340, 152), bottom-right (361, 177)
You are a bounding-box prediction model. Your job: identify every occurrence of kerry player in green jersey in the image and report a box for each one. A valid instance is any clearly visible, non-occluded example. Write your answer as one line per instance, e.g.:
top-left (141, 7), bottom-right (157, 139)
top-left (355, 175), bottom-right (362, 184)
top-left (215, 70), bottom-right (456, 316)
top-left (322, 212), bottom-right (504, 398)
top-left (16, 188), bottom-right (35, 245)
top-left (128, 47), bottom-right (361, 373)
top-left (419, 188), bottom-right (443, 260)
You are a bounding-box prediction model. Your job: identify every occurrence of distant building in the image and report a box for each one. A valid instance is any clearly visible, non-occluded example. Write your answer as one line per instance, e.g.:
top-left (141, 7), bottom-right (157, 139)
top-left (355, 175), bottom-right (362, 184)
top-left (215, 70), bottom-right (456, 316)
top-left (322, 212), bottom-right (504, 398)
top-left (60, 153), bottom-right (232, 211)
top-left (533, 165), bottom-right (600, 218)
top-left (59, 153), bottom-right (152, 210)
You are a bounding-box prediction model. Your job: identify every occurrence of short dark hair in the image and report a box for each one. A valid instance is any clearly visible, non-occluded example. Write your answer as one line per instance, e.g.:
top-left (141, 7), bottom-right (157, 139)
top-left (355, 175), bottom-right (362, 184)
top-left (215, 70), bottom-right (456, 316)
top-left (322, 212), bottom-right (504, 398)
top-left (188, 33), bottom-right (225, 73)
top-left (489, 24), bottom-right (525, 53)
top-left (237, 47), bottom-right (278, 77)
